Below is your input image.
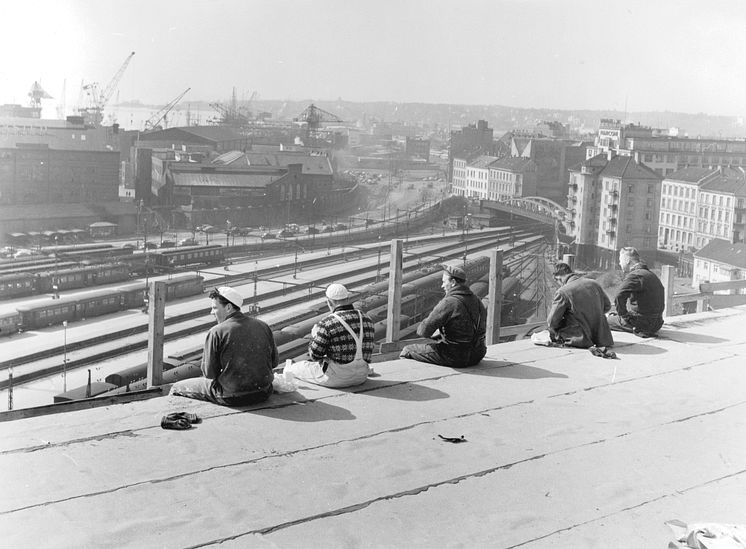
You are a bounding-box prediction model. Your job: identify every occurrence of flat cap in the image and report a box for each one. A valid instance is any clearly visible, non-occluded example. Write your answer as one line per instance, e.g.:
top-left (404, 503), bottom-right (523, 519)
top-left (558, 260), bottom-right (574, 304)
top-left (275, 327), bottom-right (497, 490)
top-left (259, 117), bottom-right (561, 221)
top-left (443, 264), bottom-right (466, 282)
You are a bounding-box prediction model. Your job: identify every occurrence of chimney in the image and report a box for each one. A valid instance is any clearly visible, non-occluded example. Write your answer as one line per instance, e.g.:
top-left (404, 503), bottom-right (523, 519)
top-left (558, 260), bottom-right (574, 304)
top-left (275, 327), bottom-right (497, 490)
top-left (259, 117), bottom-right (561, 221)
top-left (607, 149), bottom-right (613, 161)
top-left (634, 151), bottom-right (640, 164)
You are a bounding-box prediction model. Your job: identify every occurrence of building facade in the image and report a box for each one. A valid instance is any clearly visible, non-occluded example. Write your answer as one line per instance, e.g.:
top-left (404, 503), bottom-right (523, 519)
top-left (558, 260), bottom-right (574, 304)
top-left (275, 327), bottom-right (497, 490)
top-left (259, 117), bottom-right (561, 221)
top-left (487, 157), bottom-right (537, 201)
top-left (448, 120), bottom-right (495, 182)
top-left (451, 155), bottom-right (497, 199)
top-left (588, 119), bottom-right (746, 177)
top-left (692, 239), bottom-right (746, 295)
top-left (568, 152), bottom-right (662, 268)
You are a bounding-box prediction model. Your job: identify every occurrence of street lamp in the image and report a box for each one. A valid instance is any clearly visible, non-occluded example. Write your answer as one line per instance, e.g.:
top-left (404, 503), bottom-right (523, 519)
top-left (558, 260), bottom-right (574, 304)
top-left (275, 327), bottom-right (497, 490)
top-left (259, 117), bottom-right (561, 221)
top-left (62, 320), bottom-right (68, 392)
top-left (293, 242), bottom-right (299, 279)
top-left (226, 219), bottom-right (232, 247)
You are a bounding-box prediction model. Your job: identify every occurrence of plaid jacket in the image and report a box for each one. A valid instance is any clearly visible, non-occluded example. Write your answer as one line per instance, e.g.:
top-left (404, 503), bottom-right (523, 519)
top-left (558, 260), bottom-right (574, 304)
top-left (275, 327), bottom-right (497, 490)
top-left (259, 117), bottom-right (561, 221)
top-left (308, 305), bottom-right (375, 363)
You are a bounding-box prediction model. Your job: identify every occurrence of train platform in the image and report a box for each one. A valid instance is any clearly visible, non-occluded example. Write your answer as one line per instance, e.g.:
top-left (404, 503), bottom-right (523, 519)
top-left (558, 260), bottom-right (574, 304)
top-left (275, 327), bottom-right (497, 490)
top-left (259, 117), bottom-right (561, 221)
top-left (2, 306), bottom-right (746, 548)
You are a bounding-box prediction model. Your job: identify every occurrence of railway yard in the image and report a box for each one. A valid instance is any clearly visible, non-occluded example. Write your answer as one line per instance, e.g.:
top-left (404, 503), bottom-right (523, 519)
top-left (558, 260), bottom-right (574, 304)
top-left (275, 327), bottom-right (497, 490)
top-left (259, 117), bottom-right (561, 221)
top-left (0, 220), bottom-right (555, 412)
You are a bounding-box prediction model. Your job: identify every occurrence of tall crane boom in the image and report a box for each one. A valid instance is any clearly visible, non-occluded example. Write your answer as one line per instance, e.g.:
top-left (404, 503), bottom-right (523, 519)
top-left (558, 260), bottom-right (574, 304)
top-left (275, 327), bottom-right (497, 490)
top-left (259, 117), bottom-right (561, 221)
top-left (99, 51), bottom-right (135, 111)
top-left (144, 87), bottom-right (191, 131)
top-left (295, 104), bottom-right (344, 143)
top-left (79, 51), bottom-right (135, 126)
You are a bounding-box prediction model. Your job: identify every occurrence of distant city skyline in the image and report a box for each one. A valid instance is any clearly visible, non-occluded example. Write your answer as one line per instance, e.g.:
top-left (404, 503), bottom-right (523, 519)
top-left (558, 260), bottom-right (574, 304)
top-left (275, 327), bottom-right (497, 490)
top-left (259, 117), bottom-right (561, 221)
top-left (2, 0), bottom-right (745, 119)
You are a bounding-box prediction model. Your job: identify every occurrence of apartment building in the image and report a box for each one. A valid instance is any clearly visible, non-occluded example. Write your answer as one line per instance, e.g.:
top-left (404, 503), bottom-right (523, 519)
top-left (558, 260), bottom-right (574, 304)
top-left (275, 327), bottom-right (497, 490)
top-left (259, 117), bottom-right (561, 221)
top-left (568, 152), bottom-right (661, 268)
top-left (451, 155), bottom-right (498, 199)
top-left (487, 157), bottom-right (537, 201)
top-left (659, 167), bottom-right (746, 253)
top-left (693, 239), bottom-right (746, 294)
top-left (588, 119), bottom-right (746, 177)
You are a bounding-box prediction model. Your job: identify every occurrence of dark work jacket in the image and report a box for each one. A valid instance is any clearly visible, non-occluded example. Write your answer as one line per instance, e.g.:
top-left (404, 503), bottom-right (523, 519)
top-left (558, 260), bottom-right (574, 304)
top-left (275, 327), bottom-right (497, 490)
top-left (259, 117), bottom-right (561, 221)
top-left (201, 311), bottom-right (277, 399)
top-left (417, 284), bottom-right (487, 352)
top-left (548, 273), bottom-right (614, 348)
top-left (615, 262), bottom-right (665, 332)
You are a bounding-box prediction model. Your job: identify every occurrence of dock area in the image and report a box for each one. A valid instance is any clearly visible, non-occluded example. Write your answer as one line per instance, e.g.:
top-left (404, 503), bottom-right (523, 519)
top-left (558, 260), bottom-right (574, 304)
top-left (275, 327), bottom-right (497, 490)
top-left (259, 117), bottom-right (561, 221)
top-left (2, 306), bottom-right (746, 548)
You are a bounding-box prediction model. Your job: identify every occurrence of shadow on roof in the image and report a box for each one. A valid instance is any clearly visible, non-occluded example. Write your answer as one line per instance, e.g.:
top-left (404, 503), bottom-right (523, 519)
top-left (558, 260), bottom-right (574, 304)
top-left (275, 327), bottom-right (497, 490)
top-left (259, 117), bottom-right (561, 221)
top-left (464, 359), bottom-right (569, 379)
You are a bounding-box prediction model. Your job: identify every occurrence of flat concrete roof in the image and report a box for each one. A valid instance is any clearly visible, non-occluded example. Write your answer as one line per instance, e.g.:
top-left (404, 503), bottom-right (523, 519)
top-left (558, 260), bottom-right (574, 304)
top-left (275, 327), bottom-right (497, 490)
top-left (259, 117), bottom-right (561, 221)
top-left (2, 307), bottom-right (746, 548)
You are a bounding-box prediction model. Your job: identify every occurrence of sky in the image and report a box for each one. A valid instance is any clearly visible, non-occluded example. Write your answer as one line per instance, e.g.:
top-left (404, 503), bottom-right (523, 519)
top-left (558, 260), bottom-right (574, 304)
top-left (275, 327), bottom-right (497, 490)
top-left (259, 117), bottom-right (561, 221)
top-left (1, 0), bottom-right (746, 118)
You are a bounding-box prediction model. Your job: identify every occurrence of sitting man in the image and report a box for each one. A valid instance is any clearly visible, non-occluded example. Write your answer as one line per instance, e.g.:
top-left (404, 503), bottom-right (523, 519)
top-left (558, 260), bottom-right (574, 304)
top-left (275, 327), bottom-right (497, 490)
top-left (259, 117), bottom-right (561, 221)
top-left (170, 286), bottom-right (277, 406)
top-left (399, 264), bottom-right (486, 368)
top-left (284, 283), bottom-right (375, 388)
top-left (607, 247), bottom-right (665, 337)
top-left (547, 262), bottom-right (614, 348)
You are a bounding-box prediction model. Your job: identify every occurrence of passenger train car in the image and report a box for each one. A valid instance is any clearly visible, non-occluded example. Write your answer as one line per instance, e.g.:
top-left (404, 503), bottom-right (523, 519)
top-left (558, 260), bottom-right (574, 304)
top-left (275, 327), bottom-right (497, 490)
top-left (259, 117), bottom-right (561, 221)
top-left (0, 263), bottom-right (131, 301)
top-left (12, 274), bottom-right (204, 332)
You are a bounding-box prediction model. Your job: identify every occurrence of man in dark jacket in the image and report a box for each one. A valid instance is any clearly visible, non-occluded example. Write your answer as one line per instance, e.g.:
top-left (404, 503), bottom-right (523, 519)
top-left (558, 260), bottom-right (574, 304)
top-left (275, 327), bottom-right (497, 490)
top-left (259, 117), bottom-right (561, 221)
top-left (399, 264), bottom-right (486, 367)
top-left (170, 286), bottom-right (277, 406)
top-left (607, 247), bottom-right (665, 337)
top-left (547, 262), bottom-right (614, 348)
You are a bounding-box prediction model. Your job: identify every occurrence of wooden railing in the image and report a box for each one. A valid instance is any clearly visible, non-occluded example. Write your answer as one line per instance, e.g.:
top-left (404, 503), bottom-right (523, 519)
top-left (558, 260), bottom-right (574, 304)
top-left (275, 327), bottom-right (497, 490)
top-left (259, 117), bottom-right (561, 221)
top-left (661, 264), bottom-right (746, 317)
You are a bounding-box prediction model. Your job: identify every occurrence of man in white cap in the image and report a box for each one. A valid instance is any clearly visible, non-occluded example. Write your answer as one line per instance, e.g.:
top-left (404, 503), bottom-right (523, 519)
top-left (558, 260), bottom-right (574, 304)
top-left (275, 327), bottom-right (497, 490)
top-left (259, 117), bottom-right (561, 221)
top-left (284, 283), bottom-right (375, 387)
top-left (170, 286), bottom-right (277, 405)
top-left (399, 264), bottom-right (487, 368)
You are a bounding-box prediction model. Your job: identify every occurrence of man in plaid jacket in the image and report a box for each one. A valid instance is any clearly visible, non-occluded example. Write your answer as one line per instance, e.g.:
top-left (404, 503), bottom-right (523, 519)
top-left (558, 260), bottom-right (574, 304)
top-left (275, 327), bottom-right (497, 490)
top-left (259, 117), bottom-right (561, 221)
top-left (285, 283), bottom-right (375, 387)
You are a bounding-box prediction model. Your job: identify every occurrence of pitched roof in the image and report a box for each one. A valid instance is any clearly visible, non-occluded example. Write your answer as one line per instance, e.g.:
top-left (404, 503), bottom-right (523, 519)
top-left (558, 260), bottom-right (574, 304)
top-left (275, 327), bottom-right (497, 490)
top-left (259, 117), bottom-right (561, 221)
top-left (569, 152), bottom-right (608, 173)
top-left (172, 172), bottom-right (279, 188)
top-left (599, 155), bottom-right (661, 180)
top-left (214, 151), bottom-right (333, 176)
top-left (665, 167), bottom-right (718, 183)
top-left (700, 174), bottom-right (746, 196)
top-left (469, 155), bottom-right (499, 169)
top-left (140, 126), bottom-right (246, 144)
top-left (694, 239), bottom-right (746, 270)
top-left (489, 156), bottom-right (536, 172)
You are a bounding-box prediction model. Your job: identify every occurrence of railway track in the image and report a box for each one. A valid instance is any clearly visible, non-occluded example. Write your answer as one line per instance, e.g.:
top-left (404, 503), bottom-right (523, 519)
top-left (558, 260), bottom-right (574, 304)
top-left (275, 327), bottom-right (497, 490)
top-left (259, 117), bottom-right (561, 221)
top-left (1, 228), bottom-right (549, 389)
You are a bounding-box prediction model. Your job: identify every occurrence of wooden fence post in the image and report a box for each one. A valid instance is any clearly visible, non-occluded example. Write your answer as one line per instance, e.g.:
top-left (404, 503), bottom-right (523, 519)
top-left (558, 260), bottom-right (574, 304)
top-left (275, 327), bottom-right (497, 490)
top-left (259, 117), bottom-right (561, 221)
top-left (661, 264), bottom-right (675, 318)
top-left (486, 249), bottom-right (503, 345)
top-left (147, 281), bottom-right (166, 387)
top-left (385, 239), bottom-right (404, 343)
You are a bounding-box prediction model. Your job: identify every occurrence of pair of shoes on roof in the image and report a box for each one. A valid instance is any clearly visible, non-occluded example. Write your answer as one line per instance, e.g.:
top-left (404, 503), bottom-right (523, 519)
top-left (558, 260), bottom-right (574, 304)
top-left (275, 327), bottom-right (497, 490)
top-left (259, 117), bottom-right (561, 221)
top-left (589, 346), bottom-right (617, 359)
top-left (161, 411), bottom-right (201, 430)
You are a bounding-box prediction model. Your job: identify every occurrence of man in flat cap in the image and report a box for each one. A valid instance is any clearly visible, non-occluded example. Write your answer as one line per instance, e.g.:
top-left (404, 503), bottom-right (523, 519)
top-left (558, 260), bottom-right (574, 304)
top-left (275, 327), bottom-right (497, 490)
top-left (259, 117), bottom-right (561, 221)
top-left (399, 264), bottom-right (487, 368)
top-left (284, 283), bottom-right (375, 387)
top-left (170, 286), bottom-right (277, 405)
top-left (547, 262), bottom-right (614, 348)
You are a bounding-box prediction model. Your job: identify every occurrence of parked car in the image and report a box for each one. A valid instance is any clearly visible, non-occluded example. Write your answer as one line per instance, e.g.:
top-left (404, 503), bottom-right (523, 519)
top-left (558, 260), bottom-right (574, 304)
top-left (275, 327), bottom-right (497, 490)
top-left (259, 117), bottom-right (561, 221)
top-left (159, 240), bottom-right (176, 248)
top-left (179, 238), bottom-right (197, 247)
top-left (261, 232), bottom-right (276, 240)
top-left (334, 223), bottom-right (348, 231)
top-left (320, 225), bottom-right (334, 233)
top-left (142, 242), bottom-right (158, 250)
top-left (277, 229), bottom-right (295, 238)
top-left (305, 226), bottom-right (320, 235)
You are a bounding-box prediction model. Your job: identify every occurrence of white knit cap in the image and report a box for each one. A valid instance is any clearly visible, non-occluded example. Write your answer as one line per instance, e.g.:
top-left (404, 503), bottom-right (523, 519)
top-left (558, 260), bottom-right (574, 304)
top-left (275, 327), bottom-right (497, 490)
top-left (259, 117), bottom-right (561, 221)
top-left (325, 283), bottom-right (356, 302)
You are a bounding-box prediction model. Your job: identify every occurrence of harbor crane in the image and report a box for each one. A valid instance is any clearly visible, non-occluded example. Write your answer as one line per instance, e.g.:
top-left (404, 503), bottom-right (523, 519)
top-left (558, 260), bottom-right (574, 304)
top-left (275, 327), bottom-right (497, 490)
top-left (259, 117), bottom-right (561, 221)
top-left (79, 51), bottom-right (135, 126)
top-left (28, 81), bottom-right (52, 109)
top-left (209, 86), bottom-right (251, 127)
top-left (144, 87), bottom-right (191, 131)
top-left (295, 104), bottom-right (344, 144)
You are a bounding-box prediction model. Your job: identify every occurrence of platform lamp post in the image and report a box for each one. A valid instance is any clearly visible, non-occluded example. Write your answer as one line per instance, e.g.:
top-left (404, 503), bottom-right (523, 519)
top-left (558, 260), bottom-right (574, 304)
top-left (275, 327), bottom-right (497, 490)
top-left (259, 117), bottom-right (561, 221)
top-left (62, 320), bottom-right (68, 392)
top-left (225, 219), bottom-right (231, 247)
top-left (293, 243), bottom-right (299, 279)
top-left (376, 235), bottom-right (383, 282)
